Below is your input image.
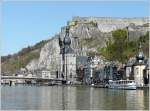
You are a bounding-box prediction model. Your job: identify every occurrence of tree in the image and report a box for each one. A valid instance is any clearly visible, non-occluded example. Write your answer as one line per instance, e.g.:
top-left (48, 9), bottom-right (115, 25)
top-left (100, 29), bottom-right (149, 65)
top-left (100, 29), bottom-right (137, 65)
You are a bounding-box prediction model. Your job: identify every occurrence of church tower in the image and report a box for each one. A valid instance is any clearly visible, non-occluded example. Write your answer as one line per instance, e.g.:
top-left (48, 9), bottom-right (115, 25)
top-left (59, 26), bottom-right (76, 83)
top-left (133, 43), bottom-right (146, 87)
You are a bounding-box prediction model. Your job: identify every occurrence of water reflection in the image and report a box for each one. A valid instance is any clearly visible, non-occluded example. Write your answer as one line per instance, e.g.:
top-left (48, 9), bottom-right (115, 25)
top-left (1, 85), bottom-right (149, 110)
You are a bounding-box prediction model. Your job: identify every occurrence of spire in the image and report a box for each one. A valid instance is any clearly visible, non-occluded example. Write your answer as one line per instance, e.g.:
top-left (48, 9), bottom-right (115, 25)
top-left (63, 26), bottom-right (71, 46)
top-left (63, 26), bottom-right (74, 54)
top-left (136, 42), bottom-right (144, 63)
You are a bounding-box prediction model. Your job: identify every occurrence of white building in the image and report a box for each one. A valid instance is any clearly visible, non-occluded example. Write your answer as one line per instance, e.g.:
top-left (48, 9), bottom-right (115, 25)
top-left (125, 66), bottom-right (132, 80)
top-left (41, 70), bottom-right (51, 79)
top-left (83, 56), bottom-right (101, 85)
top-left (65, 53), bottom-right (76, 82)
top-left (133, 45), bottom-right (146, 87)
top-left (125, 58), bottom-right (136, 80)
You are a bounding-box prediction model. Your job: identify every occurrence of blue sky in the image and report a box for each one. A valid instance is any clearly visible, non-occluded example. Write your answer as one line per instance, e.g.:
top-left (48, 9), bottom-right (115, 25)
top-left (2, 1), bottom-right (149, 56)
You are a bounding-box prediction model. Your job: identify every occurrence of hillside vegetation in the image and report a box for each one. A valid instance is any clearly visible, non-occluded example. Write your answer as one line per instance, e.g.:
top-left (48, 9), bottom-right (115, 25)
top-left (100, 30), bottom-right (149, 64)
top-left (2, 40), bottom-right (50, 74)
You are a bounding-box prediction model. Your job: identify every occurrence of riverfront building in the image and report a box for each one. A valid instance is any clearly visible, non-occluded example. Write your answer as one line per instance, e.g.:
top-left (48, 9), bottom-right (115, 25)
top-left (133, 45), bottom-right (146, 87)
top-left (76, 56), bottom-right (88, 82)
top-left (83, 56), bottom-right (102, 85)
top-left (125, 44), bottom-right (149, 87)
top-left (41, 70), bottom-right (51, 78)
top-left (59, 26), bottom-right (76, 83)
top-left (125, 57), bottom-right (136, 80)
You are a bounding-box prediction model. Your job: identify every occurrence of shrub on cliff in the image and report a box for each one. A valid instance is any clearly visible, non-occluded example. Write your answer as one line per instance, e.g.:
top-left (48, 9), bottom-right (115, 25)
top-left (100, 29), bottom-right (149, 64)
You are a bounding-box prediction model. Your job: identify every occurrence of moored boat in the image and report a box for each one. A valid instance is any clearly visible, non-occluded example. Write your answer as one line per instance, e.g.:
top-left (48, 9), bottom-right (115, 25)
top-left (108, 80), bottom-right (136, 90)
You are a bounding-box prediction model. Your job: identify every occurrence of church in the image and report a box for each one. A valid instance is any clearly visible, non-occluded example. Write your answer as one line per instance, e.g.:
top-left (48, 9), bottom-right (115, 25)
top-left (59, 26), bottom-right (76, 83)
top-left (125, 43), bottom-right (149, 87)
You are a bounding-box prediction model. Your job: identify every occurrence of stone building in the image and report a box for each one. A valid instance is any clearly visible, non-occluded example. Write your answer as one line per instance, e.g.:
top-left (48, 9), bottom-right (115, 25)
top-left (41, 70), bottom-right (51, 79)
top-left (125, 57), bottom-right (136, 80)
top-left (59, 27), bottom-right (76, 83)
top-left (103, 64), bottom-right (117, 80)
top-left (76, 56), bottom-right (88, 82)
top-left (133, 44), bottom-right (146, 87)
top-left (124, 45), bottom-right (149, 87)
top-left (83, 56), bottom-right (105, 85)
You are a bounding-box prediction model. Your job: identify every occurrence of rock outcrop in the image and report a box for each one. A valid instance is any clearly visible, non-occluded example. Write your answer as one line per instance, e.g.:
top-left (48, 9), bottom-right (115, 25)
top-left (26, 17), bottom-right (148, 71)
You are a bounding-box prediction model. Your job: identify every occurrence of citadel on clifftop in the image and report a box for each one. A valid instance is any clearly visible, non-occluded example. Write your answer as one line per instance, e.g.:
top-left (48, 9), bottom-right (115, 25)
top-left (1, 17), bottom-right (149, 88)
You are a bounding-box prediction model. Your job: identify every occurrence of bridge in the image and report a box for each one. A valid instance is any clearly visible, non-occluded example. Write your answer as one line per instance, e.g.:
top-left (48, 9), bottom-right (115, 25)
top-left (1, 76), bottom-right (65, 81)
top-left (1, 76), bottom-right (66, 85)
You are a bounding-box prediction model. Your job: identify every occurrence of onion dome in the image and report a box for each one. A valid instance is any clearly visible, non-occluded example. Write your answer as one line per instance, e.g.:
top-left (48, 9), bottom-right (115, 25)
top-left (135, 43), bottom-right (145, 64)
top-left (136, 43), bottom-right (144, 61)
top-left (62, 26), bottom-right (74, 54)
top-left (63, 35), bottom-right (71, 45)
top-left (136, 51), bottom-right (144, 61)
top-left (63, 27), bottom-right (71, 46)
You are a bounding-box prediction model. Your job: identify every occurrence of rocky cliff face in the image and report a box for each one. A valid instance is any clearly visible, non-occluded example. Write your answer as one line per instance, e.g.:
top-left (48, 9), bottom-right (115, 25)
top-left (26, 17), bottom-right (148, 71)
top-left (26, 37), bottom-right (61, 72)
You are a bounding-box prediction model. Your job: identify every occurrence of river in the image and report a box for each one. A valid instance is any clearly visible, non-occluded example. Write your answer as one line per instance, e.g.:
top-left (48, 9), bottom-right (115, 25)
top-left (1, 85), bottom-right (149, 110)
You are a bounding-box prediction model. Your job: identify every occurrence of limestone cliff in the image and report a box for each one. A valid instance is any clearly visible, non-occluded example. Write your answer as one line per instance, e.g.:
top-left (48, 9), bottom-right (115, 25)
top-left (2, 17), bottom-right (148, 74)
top-left (26, 17), bottom-right (148, 72)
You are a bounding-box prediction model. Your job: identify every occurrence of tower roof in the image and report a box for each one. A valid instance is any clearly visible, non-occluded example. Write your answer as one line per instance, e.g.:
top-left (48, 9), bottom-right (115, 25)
top-left (63, 35), bottom-right (71, 46)
top-left (136, 43), bottom-right (144, 61)
top-left (63, 26), bottom-right (71, 46)
top-left (136, 52), bottom-right (144, 60)
top-left (134, 43), bottom-right (145, 65)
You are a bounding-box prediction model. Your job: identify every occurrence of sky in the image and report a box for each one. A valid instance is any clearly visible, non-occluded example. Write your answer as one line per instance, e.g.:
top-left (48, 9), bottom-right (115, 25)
top-left (2, 0), bottom-right (149, 56)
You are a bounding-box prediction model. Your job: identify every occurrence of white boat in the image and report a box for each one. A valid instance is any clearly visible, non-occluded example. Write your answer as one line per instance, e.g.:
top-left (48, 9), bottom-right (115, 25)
top-left (108, 80), bottom-right (136, 90)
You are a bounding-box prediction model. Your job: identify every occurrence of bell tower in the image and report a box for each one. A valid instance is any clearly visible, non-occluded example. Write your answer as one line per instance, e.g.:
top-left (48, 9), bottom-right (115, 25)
top-left (133, 43), bottom-right (146, 87)
top-left (59, 25), bottom-right (76, 84)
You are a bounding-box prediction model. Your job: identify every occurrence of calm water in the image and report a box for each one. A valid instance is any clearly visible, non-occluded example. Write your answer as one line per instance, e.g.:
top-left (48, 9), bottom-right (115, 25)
top-left (1, 85), bottom-right (149, 110)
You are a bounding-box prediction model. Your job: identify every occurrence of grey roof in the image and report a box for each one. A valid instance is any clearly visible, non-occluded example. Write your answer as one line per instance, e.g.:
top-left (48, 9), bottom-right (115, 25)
top-left (126, 60), bottom-right (136, 66)
top-left (76, 56), bottom-right (88, 66)
top-left (133, 62), bottom-right (145, 66)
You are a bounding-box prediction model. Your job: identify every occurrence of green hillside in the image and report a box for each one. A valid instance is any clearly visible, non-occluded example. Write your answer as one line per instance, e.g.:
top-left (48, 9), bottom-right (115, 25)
top-left (2, 40), bottom-right (50, 74)
top-left (100, 30), bottom-right (149, 63)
